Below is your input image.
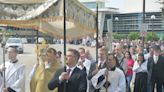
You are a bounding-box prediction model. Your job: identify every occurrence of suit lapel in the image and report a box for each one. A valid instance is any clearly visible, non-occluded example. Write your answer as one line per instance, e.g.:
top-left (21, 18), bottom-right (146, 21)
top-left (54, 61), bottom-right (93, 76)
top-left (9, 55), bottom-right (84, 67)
top-left (68, 67), bottom-right (80, 81)
top-left (157, 55), bottom-right (161, 64)
top-left (102, 61), bottom-right (106, 69)
top-left (151, 57), bottom-right (155, 65)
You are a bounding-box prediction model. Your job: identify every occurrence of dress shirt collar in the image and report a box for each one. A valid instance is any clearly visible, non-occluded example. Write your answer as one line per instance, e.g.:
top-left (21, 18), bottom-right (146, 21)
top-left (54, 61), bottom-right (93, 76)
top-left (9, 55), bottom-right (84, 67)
top-left (10, 59), bottom-right (18, 63)
top-left (110, 66), bottom-right (116, 71)
top-left (98, 59), bottom-right (106, 66)
top-left (66, 65), bottom-right (76, 71)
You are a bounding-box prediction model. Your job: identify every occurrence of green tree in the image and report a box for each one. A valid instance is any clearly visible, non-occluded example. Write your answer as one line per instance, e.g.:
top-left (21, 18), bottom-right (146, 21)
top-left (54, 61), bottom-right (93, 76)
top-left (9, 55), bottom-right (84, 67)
top-left (113, 33), bottom-right (127, 40)
top-left (146, 32), bottom-right (159, 41)
top-left (162, 33), bottom-right (164, 41)
top-left (128, 32), bottom-right (140, 40)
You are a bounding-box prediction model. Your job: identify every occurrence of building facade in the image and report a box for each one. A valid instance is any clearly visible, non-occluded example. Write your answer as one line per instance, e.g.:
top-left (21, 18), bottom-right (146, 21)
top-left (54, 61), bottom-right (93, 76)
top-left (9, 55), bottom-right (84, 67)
top-left (107, 12), bottom-right (164, 34)
top-left (80, 0), bottom-right (119, 36)
top-left (80, 0), bottom-right (164, 37)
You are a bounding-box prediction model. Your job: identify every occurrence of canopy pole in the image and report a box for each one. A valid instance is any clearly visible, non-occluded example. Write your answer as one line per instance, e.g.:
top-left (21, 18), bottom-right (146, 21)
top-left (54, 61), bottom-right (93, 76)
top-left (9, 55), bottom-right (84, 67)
top-left (63, 0), bottom-right (66, 58)
top-left (2, 26), bottom-right (6, 88)
top-left (96, 0), bottom-right (99, 63)
top-left (63, 0), bottom-right (67, 92)
top-left (142, 0), bottom-right (146, 46)
top-left (36, 29), bottom-right (39, 64)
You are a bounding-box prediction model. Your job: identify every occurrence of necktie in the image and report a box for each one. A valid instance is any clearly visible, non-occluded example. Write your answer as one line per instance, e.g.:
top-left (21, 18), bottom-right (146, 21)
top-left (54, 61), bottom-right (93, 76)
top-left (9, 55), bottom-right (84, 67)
top-left (98, 63), bottom-right (103, 69)
top-left (67, 68), bottom-right (71, 76)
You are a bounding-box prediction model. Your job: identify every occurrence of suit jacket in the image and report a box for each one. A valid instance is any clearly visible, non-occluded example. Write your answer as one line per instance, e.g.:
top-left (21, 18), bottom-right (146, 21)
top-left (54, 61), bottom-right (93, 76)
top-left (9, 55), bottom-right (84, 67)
top-left (48, 67), bottom-right (87, 92)
top-left (147, 55), bottom-right (164, 83)
top-left (88, 61), bottom-right (106, 92)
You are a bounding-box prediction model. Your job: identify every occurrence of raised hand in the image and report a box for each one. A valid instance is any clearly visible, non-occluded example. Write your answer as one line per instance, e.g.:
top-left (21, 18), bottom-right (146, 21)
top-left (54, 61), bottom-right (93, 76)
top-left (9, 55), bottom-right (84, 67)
top-left (59, 72), bottom-right (70, 81)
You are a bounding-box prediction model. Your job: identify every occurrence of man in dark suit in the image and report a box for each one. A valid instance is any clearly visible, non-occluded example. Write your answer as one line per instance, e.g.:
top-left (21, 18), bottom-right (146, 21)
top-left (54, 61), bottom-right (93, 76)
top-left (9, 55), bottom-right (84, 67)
top-left (88, 47), bottom-right (107, 92)
top-left (48, 49), bottom-right (87, 92)
top-left (147, 45), bottom-right (164, 92)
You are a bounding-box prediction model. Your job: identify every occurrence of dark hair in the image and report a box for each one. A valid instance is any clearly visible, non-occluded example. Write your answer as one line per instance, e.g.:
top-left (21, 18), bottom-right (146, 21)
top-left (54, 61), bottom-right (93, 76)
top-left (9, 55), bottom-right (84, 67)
top-left (57, 51), bottom-right (62, 57)
top-left (46, 48), bottom-right (57, 55)
top-left (8, 47), bottom-right (18, 53)
top-left (151, 45), bottom-right (161, 52)
top-left (125, 51), bottom-right (132, 59)
top-left (107, 53), bottom-right (118, 64)
top-left (78, 47), bottom-right (85, 53)
top-left (138, 53), bottom-right (145, 63)
top-left (68, 48), bottom-right (80, 62)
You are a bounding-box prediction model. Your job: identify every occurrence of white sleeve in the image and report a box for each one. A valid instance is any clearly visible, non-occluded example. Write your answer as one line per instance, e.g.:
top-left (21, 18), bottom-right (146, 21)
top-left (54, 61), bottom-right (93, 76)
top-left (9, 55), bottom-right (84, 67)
top-left (132, 61), bottom-right (140, 72)
top-left (10, 65), bottom-right (25, 92)
top-left (115, 71), bottom-right (126, 92)
top-left (140, 61), bottom-right (148, 72)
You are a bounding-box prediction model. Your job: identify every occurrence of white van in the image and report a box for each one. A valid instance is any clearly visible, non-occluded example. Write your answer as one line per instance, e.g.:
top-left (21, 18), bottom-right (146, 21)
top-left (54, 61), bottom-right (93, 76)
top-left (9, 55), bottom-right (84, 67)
top-left (5, 38), bottom-right (24, 54)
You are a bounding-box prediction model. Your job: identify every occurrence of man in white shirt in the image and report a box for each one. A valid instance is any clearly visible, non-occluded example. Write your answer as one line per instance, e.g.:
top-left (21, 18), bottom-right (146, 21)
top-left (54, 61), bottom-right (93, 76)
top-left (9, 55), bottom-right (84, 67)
top-left (77, 47), bottom-right (92, 92)
top-left (91, 53), bottom-right (126, 92)
top-left (115, 45), bottom-right (127, 74)
top-left (88, 47), bottom-right (107, 92)
top-left (77, 47), bottom-right (92, 75)
top-left (0, 47), bottom-right (25, 92)
top-left (147, 45), bottom-right (164, 92)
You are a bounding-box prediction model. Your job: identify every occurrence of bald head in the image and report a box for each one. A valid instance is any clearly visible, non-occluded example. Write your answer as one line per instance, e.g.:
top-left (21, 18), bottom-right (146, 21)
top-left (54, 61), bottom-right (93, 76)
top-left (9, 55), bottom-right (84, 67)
top-left (115, 44), bottom-right (122, 55)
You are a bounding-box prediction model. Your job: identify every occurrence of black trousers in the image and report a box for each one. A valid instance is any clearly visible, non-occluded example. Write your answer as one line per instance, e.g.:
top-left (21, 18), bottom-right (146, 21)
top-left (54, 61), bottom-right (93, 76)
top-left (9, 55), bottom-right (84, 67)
top-left (151, 80), bottom-right (163, 92)
top-left (134, 72), bottom-right (148, 92)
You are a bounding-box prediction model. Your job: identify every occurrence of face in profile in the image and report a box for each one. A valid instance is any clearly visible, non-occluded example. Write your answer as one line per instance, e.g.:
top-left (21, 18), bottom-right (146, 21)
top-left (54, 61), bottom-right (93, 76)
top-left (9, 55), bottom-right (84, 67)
top-left (46, 49), bottom-right (57, 62)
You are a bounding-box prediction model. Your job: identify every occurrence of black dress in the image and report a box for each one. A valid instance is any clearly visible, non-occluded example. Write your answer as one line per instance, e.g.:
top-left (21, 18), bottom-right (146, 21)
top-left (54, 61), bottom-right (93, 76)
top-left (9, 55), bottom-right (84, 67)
top-left (134, 72), bottom-right (148, 92)
top-left (133, 61), bottom-right (148, 92)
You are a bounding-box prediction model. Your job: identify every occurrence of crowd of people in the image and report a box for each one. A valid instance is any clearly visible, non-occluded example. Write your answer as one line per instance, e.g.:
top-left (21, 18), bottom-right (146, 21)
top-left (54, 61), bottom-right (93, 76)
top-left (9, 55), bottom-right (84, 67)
top-left (0, 39), bottom-right (164, 92)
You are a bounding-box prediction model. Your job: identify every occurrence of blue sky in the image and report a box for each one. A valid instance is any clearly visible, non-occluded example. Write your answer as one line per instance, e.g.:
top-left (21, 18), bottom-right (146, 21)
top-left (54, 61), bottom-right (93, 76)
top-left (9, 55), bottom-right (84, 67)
top-left (105, 0), bottom-right (162, 13)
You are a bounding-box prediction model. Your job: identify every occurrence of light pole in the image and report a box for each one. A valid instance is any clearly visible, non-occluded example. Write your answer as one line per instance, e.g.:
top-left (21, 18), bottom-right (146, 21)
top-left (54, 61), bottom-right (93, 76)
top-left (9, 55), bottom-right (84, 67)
top-left (114, 17), bottom-right (119, 33)
top-left (151, 15), bottom-right (156, 32)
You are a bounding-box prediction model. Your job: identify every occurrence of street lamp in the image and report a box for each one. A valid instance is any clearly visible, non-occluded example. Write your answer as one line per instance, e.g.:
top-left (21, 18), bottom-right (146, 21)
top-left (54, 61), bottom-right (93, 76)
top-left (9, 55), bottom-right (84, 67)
top-left (151, 15), bottom-right (156, 32)
top-left (115, 17), bottom-right (119, 33)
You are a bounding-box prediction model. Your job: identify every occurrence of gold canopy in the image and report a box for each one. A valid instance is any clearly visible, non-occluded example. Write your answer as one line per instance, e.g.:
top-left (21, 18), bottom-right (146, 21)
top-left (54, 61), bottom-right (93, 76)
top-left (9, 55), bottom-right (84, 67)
top-left (0, 0), bottom-right (96, 39)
